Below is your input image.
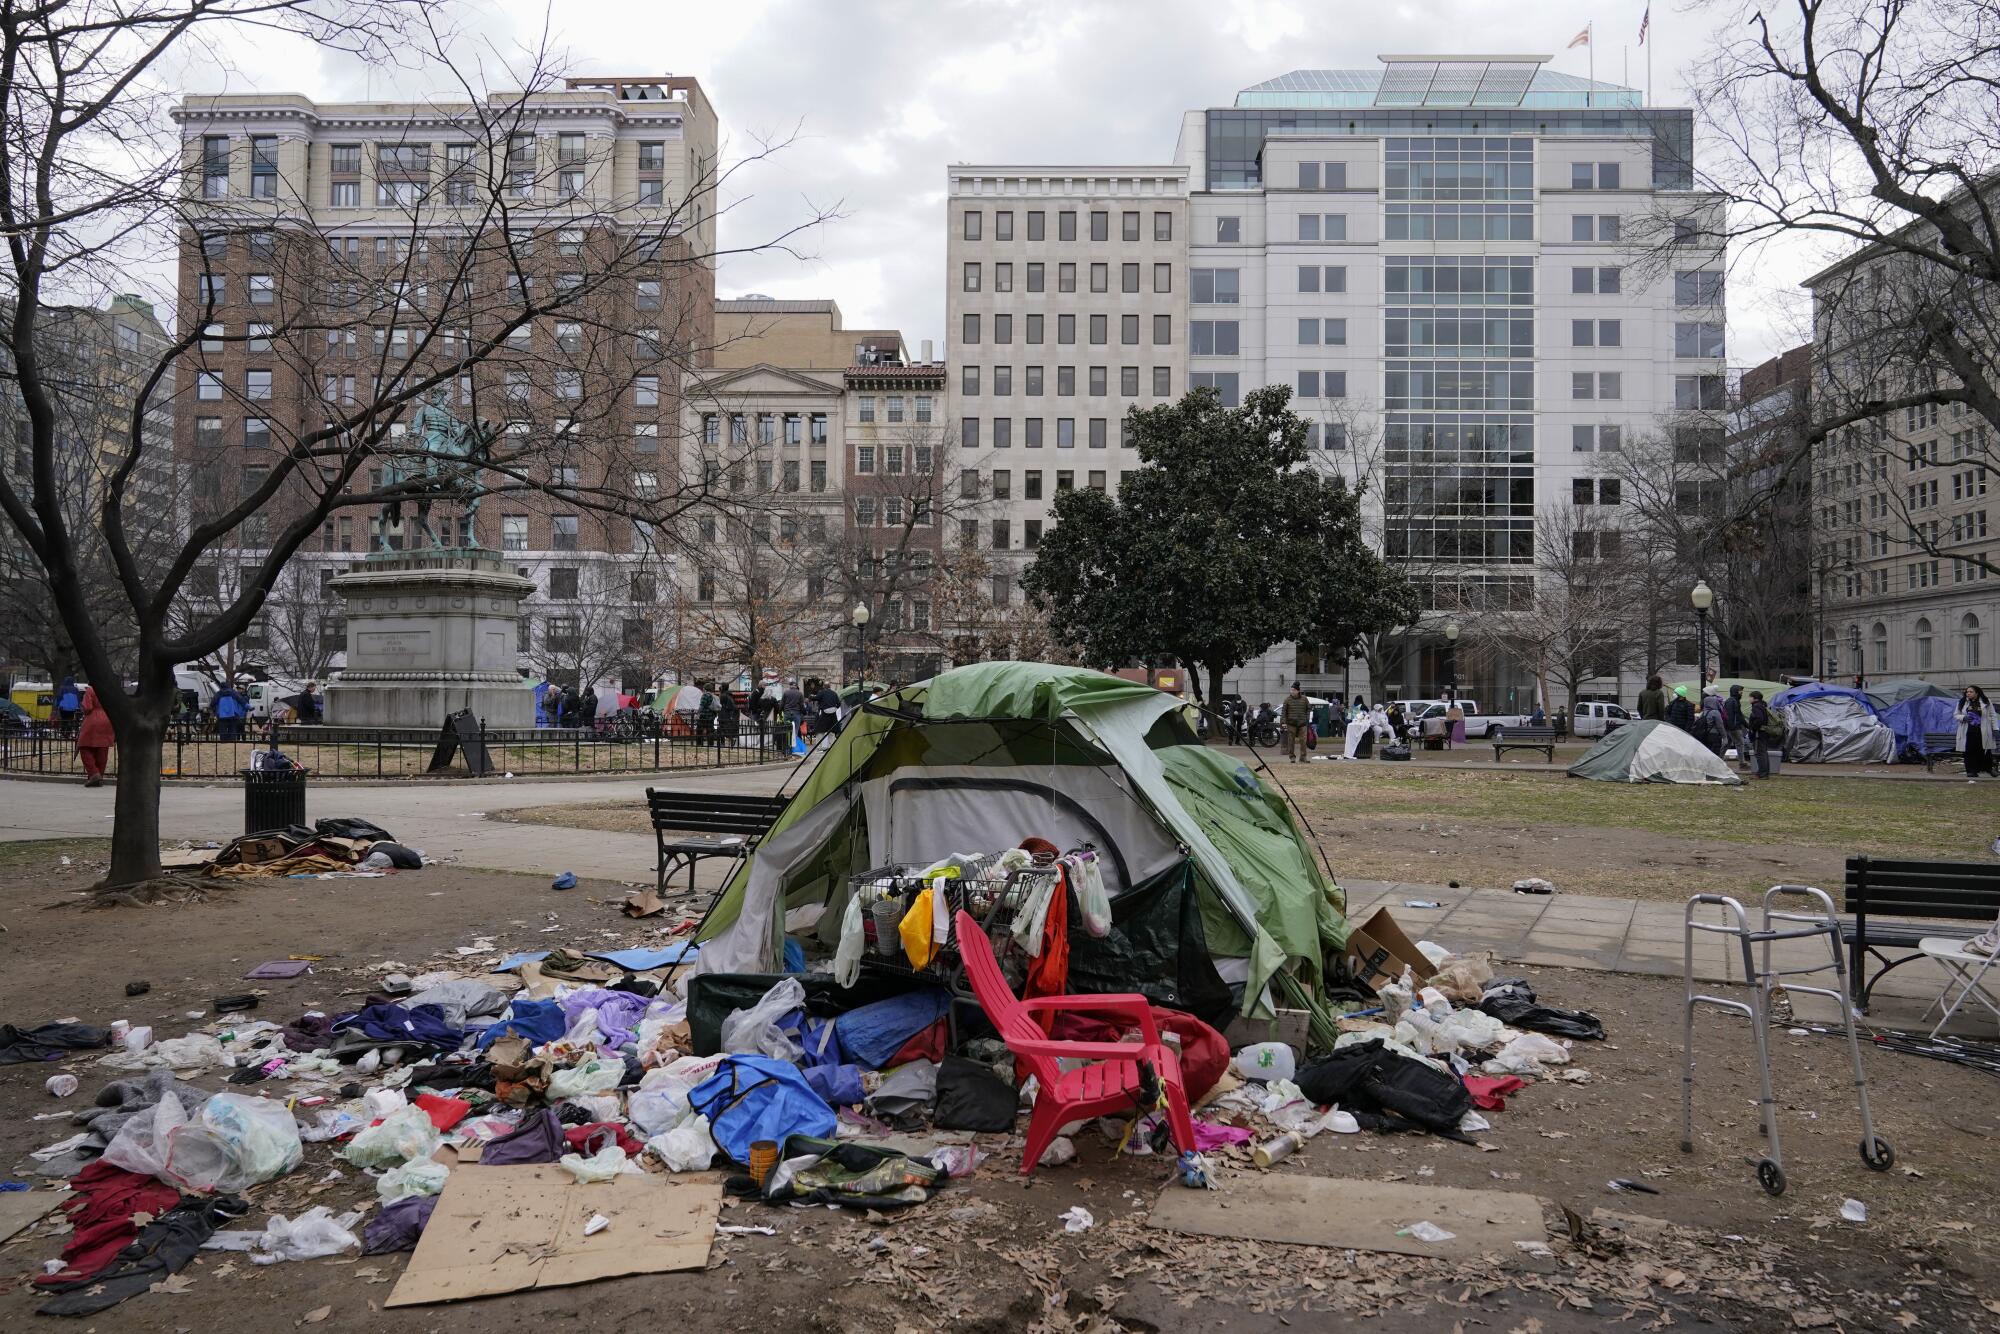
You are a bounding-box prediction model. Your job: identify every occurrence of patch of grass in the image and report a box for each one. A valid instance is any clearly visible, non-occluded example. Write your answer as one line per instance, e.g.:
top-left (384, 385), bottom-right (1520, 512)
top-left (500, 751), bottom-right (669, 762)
top-left (0, 838), bottom-right (112, 873)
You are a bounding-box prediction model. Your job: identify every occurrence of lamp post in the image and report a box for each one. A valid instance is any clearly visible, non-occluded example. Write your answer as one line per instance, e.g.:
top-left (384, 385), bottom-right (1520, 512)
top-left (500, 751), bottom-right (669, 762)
top-left (850, 601), bottom-right (870, 692)
top-left (1849, 624), bottom-right (1864, 690)
top-left (1444, 620), bottom-right (1460, 702)
top-left (1690, 579), bottom-right (1713, 688)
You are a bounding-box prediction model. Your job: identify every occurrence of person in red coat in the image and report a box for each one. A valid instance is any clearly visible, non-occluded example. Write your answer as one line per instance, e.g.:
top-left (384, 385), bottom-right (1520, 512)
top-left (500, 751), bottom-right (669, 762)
top-left (75, 686), bottom-right (115, 788)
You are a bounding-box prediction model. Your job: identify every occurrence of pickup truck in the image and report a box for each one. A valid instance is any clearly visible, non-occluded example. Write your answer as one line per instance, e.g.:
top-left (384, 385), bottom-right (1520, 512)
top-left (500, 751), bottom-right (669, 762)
top-left (1396, 698), bottom-right (1534, 741)
top-left (1568, 701), bottom-right (1632, 738)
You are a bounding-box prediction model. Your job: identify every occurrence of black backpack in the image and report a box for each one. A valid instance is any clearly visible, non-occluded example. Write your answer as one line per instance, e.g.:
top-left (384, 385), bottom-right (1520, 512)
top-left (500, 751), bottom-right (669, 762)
top-left (1295, 1039), bottom-right (1472, 1136)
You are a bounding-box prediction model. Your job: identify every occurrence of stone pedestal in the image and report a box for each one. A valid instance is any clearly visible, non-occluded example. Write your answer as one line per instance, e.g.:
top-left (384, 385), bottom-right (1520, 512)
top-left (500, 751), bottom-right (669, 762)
top-left (324, 548), bottom-right (536, 729)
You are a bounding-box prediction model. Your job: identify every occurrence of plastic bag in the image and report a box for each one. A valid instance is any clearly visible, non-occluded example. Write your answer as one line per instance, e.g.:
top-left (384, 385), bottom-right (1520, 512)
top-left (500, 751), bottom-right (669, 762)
top-left (643, 1115), bottom-right (717, 1172)
top-left (833, 895), bottom-right (866, 989)
top-left (1426, 954), bottom-right (1496, 1005)
top-left (718, 976), bottom-right (805, 1061)
top-left (546, 1059), bottom-right (623, 1101)
top-left (557, 1144), bottom-right (636, 1183)
top-left (248, 1207), bottom-right (363, 1265)
top-left (107, 1092), bottom-right (302, 1193)
top-left (1074, 855), bottom-right (1112, 938)
top-left (377, 1158), bottom-right (449, 1202)
top-left (1482, 1032), bottom-right (1572, 1076)
top-left (629, 1054), bottom-right (725, 1135)
top-left (343, 1104), bottom-right (441, 1169)
top-left (563, 1094), bottom-right (622, 1124)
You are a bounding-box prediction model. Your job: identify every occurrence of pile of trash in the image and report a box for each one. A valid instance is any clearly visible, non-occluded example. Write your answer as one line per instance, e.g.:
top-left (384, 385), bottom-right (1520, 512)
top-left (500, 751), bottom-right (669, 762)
top-left (184, 817), bottom-right (429, 880)
top-left (5, 882), bottom-right (1604, 1317)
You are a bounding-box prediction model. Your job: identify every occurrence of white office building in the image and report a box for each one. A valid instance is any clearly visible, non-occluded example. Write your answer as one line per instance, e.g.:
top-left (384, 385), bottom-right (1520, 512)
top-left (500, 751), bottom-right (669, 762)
top-left (951, 56), bottom-right (1724, 711)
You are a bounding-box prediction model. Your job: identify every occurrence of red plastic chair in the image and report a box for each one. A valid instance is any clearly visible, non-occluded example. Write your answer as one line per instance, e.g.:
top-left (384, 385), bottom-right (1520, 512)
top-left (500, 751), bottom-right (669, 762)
top-left (954, 909), bottom-right (1198, 1175)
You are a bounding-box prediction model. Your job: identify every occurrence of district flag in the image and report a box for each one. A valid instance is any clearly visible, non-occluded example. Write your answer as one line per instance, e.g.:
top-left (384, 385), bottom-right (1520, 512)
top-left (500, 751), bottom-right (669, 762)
top-left (1568, 24), bottom-right (1591, 48)
top-left (1638, 6), bottom-right (1650, 45)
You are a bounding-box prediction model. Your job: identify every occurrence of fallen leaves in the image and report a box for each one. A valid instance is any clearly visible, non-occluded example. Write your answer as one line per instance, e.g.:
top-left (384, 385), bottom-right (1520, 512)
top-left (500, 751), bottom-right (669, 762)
top-left (299, 1305), bottom-right (332, 1325)
top-left (148, 1274), bottom-right (194, 1295)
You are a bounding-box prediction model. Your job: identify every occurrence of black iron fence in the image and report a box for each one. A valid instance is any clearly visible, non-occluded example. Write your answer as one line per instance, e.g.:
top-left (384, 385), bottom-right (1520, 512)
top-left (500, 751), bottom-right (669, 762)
top-left (0, 710), bottom-right (800, 780)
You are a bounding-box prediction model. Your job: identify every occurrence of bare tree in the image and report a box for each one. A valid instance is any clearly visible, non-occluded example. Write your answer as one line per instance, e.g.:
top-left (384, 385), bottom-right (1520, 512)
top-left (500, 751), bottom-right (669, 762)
top-left (0, 1), bottom-right (825, 887)
top-left (684, 507), bottom-right (837, 688)
top-left (1679, 0), bottom-right (2000, 576)
top-left (1461, 505), bottom-right (1640, 710)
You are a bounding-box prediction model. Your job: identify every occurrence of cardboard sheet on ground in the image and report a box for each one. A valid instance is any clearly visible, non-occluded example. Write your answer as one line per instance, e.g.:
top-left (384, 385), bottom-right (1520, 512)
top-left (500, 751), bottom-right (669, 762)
top-left (0, 1188), bottom-right (70, 1243)
top-left (1149, 1175), bottom-right (1546, 1263)
top-left (385, 1165), bottom-right (718, 1307)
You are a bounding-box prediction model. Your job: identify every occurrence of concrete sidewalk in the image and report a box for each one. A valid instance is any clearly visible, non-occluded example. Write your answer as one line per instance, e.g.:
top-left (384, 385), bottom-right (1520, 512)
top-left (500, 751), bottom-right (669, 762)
top-left (0, 762), bottom-right (797, 883)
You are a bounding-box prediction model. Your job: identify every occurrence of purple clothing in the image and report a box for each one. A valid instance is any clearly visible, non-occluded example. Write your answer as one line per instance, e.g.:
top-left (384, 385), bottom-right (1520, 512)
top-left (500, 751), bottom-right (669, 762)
top-left (361, 1195), bottom-right (437, 1254)
top-left (555, 989), bottom-right (651, 1050)
top-left (478, 1108), bottom-right (566, 1166)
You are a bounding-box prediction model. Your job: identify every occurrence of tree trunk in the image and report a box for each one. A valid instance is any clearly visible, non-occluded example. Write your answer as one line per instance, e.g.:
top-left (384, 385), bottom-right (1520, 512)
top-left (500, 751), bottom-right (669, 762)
top-left (107, 710), bottom-right (165, 887)
top-left (1203, 657), bottom-right (1230, 719)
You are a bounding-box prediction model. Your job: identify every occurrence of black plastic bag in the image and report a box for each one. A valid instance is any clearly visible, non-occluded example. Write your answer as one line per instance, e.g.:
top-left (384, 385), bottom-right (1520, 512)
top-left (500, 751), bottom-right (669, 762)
top-left (367, 841), bottom-right (424, 869)
top-left (317, 816), bottom-right (397, 842)
top-left (1477, 992), bottom-right (1605, 1040)
top-left (932, 1056), bottom-right (1017, 1132)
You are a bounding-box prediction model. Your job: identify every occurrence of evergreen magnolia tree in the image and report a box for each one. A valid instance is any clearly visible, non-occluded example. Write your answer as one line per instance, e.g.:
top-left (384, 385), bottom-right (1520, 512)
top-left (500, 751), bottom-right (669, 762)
top-left (1023, 385), bottom-right (1414, 714)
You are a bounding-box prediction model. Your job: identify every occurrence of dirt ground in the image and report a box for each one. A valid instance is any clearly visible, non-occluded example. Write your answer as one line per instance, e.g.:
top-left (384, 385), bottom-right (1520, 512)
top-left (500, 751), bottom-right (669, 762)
top-left (0, 839), bottom-right (1995, 1332)
top-left (492, 760), bottom-right (1999, 904)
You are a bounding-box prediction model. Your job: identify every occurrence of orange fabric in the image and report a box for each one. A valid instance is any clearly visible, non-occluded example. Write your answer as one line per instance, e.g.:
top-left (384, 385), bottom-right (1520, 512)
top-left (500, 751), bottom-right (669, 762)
top-left (1022, 866), bottom-right (1071, 1031)
top-left (76, 687), bottom-right (115, 749)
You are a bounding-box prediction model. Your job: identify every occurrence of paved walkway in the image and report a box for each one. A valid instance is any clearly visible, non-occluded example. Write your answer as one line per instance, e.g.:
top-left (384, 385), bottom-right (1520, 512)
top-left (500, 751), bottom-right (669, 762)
top-left (0, 762), bottom-right (798, 883)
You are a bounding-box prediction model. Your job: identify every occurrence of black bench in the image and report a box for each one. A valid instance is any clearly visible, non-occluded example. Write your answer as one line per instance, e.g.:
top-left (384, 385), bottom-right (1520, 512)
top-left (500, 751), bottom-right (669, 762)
top-left (1918, 731), bottom-right (1962, 773)
top-left (645, 788), bottom-right (788, 896)
top-left (1842, 855), bottom-right (2000, 1007)
top-left (1491, 725), bottom-right (1557, 762)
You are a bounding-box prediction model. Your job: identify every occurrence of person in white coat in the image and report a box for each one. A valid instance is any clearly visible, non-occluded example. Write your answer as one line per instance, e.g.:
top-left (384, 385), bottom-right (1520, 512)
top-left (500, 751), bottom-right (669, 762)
top-left (1956, 686), bottom-right (1995, 779)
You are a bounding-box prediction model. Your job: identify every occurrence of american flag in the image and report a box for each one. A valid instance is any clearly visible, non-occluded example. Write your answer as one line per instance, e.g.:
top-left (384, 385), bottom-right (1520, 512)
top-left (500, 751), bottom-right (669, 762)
top-left (1568, 24), bottom-right (1591, 49)
top-left (1639, 6), bottom-right (1650, 45)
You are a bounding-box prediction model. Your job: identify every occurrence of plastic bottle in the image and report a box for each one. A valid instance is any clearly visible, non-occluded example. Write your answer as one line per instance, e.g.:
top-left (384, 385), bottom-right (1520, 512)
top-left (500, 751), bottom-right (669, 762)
top-left (1253, 1132), bottom-right (1303, 1168)
top-left (1230, 1041), bottom-right (1298, 1083)
top-left (45, 1074), bottom-right (78, 1098)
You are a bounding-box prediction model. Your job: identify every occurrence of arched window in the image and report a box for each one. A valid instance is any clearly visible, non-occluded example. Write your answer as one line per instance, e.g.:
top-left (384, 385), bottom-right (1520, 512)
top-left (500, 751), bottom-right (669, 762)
top-left (1963, 613), bottom-right (1983, 669)
top-left (1871, 622), bottom-right (1888, 673)
top-left (1913, 617), bottom-right (1934, 672)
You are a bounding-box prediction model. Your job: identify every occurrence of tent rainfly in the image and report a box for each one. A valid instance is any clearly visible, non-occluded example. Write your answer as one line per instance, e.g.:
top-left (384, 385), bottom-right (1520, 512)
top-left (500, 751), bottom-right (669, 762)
top-left (693, 662), bottom-right (1350, 1022)
top-left (1567, 720), bottom-right (1744, 785)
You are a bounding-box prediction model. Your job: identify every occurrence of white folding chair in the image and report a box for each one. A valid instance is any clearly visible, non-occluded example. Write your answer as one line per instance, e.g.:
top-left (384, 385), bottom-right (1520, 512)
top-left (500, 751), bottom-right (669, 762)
top-left (1917, 936), bottom-right (2000, 1038)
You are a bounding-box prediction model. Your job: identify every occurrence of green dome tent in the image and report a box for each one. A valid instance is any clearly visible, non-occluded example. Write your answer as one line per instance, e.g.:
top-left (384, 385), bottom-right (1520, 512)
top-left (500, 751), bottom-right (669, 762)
top-left (693, 661), bottom-right (1349, 1024)
top-left (1567, 719), bottom-right (1743, 785)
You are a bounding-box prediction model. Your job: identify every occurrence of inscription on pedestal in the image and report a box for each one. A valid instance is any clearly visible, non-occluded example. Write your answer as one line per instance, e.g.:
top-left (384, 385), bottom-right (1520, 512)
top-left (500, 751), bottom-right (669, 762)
top-left (358, 629), bottom-right (434, 666)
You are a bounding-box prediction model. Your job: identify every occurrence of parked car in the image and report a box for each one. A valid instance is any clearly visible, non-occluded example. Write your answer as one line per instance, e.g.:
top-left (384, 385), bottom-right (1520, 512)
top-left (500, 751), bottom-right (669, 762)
top-left (1569, 701), bottom-right (1632, 738)
top-left (1398, 698), bottom-right (1530, 740)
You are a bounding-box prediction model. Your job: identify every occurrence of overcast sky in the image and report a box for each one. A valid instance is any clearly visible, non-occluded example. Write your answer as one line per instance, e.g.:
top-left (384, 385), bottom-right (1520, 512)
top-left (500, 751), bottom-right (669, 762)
top-left (197, 0), bottom-right (1831, 368)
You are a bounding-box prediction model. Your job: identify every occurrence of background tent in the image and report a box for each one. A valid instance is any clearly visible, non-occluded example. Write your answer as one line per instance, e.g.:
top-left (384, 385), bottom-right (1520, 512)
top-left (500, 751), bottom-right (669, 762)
top-left (693, 662), bottom-right (1348, 1022)
top-left (1866, 678), bottom-right (1952, 710)
top-left (1568, 720), bottom-right (1743, 785)
top-left (1668, 677), bottom-right (1786, 699)
top-left (1880, 694), bottom-right (1958, 757)
top-left (1771, 683), bottom-right (1896, 763)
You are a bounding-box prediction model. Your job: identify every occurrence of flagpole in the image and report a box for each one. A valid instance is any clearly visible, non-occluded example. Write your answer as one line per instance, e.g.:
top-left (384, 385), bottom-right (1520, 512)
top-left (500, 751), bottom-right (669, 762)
top-left (1588, 22), bottom-right (1595, 105)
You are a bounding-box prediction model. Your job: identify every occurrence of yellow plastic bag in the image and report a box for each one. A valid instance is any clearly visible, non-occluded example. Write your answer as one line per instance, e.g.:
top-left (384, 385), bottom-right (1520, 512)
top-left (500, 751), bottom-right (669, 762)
top-left (900, 887), bottom-right (938, 968)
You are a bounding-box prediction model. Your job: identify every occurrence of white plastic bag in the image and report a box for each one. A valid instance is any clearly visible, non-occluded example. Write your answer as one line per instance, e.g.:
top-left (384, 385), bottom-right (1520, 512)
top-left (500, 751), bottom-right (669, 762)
top-left (1074, 856), bottom-right (1112, 938)
top-left (342, 1104), bottom-right (441, 1169)
top-left (629, 1054), bottom-right (725, 1135)
top-left (719, 976), bottom-right (805, 1061)
top-left (248, 1207), bottom-right (363, 1265)
top-left (1231, 1042), bottom-right (1297, 1083)
top-left (563, 1093), bottom-right (622, 1124)
top-left (547, 1058), bottom-right (623, 1101)
top-left (1482, 1032), bottom-right (1572, 1076)
top-left (833, 895), bottom-right (866, 988)
top-left (643, 1115), bottom-right (717, 1172)
top-left (558, 1144), bottom-right (637, 1183)
top-left (378, 1158), bottom-right (449, 1202)
top-left (107, 1092), bottom-right (302, 1193)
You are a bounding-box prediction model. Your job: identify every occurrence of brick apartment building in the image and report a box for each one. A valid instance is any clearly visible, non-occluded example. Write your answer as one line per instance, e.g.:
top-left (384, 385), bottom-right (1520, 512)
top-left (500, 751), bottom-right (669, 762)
top-left (169, 77), bottom-right (720, 691)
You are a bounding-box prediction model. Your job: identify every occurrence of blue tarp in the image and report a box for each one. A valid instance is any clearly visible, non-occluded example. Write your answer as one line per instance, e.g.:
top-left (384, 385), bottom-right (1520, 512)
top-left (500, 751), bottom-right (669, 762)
top-left (1881, 695), bottom-right (1959, 754)
top-left (688, 1054), bottom-right (837, 1163)
top-left (495, 943), bottom-right (699, 972)
top-left (1771, 682), bottom-right (1873, 711)
top-left (473, 998), bottom-right (567, 1050)
top-left (835, 989), bottom-right (952, 1069)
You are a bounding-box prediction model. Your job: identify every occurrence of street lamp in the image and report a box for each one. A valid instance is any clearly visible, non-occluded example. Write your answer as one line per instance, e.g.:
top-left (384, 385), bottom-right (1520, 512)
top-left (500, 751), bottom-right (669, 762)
top-left (1444, 620), bottom-right (1460, 703)
top-left (851, 602), bottom-right (871, 691)
top-left (1690, 579), bottom-right (1714, 687)
top-left (1849, 624), bottom-right (1863, 689)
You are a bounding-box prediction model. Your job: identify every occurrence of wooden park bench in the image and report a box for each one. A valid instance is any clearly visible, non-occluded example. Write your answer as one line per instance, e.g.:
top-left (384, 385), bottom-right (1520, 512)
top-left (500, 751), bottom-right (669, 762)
top-left (1841, 855), bottom-right (2000, 1009)
top-left (645, 788), bottom-right (788, 896)
top-left (1490, 724), bottom-right (1558, 763)
top-left (1918, 731), bottom-right (1963, 773)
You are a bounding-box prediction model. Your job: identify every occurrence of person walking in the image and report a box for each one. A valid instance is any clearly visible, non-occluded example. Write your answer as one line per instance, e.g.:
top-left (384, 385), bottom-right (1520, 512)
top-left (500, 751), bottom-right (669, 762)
top-left (214, 682), bottom-right (246, 741)
top-left (1637, 674), bottom-right (1667, 721)
top-left (781, 678), bottom-right (804, 741)
top-left (75, 685), bottom-right (115, 787)
top-left (696, 681), bottom-right (719, 742)
top-left (1747, 689), bottom-right (1777, 780)
top-left (55, 675), bottom-right (81, 732)
top-left (1552, 704), bottom-right (1569, 738)
top-left (1956, 686), bottom-right (1996, 779)
top-left (1281, 682), bottom-right (1311, 763)
top-left (814, 679), bottom-right (841, 737)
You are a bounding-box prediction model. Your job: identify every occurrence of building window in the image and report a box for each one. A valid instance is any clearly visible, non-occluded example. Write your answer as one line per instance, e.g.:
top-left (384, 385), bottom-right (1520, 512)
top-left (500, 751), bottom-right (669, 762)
top-left (245, 369), bottom-right (272, 400)
top-left (1191, 268), bottom-right (1239, 303)
top-left (1913, 617), bottom-right (1935, 671)
top-left (550, 516), bottom-right (578, 551)
top-left (1027, 211), bottom-right (1045, 241)
top-left (330, 180), bottom-right (359, 208)
top-left (996, 210), bottom-right (1014, 241)
top-left (201, 135), bottom-right (229, 198)
top-left (1572, 319), bottom-right (1620, 347)
top-left (244, 417), bottom-right (270, 449)
top-left (1056, 418), bottom-right (1075, 449)
top-left (962, 313), bottom-right (980, 346)
top-left (248, 274), bottom-right (275, 305)
top-left (1121, 314), bottom-right (1139, 345)
top-left (1215, 216), bottom-right (1240, 243)
top-left (963, 209), bottom-right (981, 240)
top-left (1675, 271), bottom-right (1724, 306)
top-left (1962, 613), bottom-right (1983, 668)
top-left (963, 261), bottom-right (980, 292)
top-left (1090, 210), bottom-right (1108, 242)
top-left (1190, 321), bottom-right (1239, 356)
top-left (1674, 322), bottom-right (1725, 358)
top-left (1674, 375), bottom-right (1725, 410)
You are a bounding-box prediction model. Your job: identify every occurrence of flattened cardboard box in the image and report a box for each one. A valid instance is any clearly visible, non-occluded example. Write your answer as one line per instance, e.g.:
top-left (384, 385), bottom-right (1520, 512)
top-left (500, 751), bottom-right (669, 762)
top-left (386, 1164), bottom-right (720, 1307)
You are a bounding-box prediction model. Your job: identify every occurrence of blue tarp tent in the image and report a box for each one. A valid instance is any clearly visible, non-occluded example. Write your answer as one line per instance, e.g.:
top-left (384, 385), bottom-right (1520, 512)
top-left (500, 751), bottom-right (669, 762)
top-left (1769, 684), bottom-right (1896, 763)
top-left (1881, 695), bottom-right (1958, 755)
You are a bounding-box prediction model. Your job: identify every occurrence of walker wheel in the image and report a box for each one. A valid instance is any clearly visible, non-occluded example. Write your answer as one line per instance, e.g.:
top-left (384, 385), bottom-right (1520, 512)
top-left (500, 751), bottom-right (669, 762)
top-left (1756, 1158), bottom-right (1787, 1197)
top-left (1860, 1137), bottom-right (1895, 1171)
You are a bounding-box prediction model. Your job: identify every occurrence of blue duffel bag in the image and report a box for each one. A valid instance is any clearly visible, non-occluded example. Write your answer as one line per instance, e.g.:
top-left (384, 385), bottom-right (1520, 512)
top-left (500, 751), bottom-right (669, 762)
top-left (687, 1054), bottom-right (837, 1165)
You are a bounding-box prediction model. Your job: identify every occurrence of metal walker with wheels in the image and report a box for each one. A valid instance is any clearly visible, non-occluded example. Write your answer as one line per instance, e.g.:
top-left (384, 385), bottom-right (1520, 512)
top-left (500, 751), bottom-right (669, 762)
top-left (1681, 886), bottom-right (1895, 1197)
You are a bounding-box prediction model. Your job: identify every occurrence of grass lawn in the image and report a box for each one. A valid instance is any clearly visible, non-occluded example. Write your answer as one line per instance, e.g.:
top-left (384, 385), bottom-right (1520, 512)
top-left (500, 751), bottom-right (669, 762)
top-left (495, 760), bottom-right (1996, 905)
